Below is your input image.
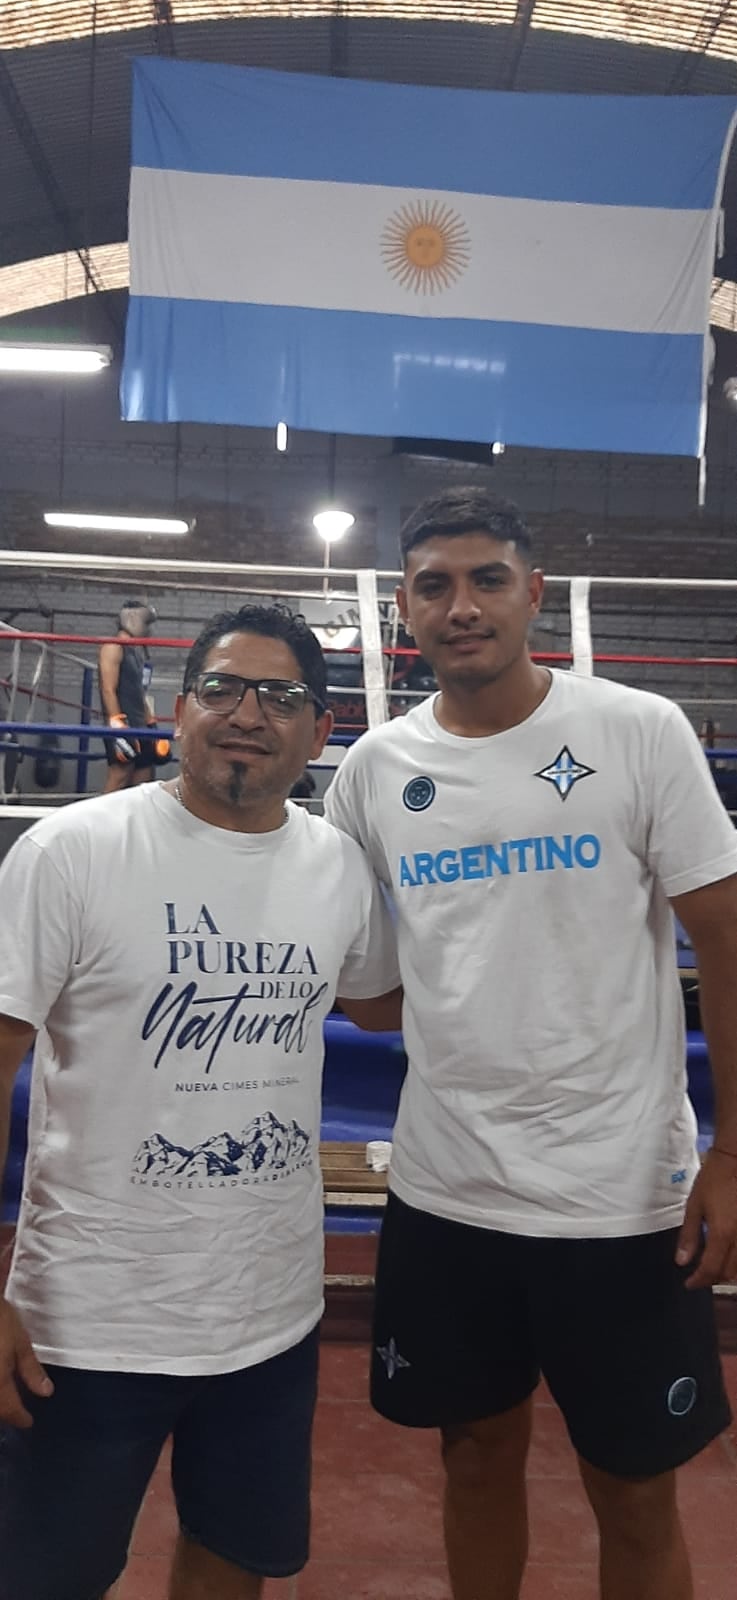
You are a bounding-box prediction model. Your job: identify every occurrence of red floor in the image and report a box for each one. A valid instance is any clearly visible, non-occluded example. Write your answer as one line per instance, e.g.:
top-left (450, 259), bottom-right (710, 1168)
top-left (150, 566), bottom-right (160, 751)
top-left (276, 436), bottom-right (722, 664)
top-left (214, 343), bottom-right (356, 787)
top-left (116, 1343), bottom-right (737, 1600)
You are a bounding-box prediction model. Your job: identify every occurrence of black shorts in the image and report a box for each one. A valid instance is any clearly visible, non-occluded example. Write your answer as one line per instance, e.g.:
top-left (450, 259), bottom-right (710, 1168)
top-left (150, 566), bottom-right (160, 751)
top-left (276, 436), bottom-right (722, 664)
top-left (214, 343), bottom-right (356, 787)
top-left (104, 734), bottom-right (156, 770)
top-left (371, 1192), bottom-right (731, 1479)
top-left (0, 1326), bottom-right (319, 1600)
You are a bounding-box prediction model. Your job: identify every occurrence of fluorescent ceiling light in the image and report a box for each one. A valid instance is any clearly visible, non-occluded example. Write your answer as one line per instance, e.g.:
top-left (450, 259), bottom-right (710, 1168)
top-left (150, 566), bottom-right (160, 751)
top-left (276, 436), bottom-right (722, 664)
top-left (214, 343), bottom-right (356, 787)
top-left (313, 509), bottom-right (355, 543)
top-left (276, 421), bottom-right (288, 452)
top-left (0, 343), bottom-right (112, 374)
top-left (44, 512), bottom-right (190, 535)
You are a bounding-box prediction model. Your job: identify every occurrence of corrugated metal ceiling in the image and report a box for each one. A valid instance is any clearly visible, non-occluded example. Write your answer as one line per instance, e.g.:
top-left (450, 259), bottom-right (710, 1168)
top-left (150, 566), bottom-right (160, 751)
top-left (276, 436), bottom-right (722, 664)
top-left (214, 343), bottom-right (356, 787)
top-left (1, 1), bottom-right (736, 322)
top-left (2, 3), bottom-right (737, 60)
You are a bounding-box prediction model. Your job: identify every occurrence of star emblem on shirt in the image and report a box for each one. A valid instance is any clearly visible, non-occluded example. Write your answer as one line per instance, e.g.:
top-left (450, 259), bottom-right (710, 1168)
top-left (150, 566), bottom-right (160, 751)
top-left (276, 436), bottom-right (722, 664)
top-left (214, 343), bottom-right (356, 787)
top-left (535, 745), bottom-right (596, 801)
top-left (376, 1336), bottom-right (411, 1379)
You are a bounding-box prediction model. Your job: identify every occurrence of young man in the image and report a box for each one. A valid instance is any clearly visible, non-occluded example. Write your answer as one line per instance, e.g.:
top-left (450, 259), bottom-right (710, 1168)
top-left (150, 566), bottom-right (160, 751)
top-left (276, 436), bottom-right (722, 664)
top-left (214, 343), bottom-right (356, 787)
top-left (0, 603), bottom-right (400, 1600)
top-left (325, 487), bottom-right (737, 1600)
top-left (99, 599), bottom-right (169, 792)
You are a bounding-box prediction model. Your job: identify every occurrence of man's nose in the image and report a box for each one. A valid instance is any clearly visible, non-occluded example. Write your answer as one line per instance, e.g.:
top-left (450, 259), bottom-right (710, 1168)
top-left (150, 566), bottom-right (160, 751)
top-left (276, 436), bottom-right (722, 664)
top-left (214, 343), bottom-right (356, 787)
top-left (228, 687), bottom-right (267, 728)
top-left (447, 583), bottom-right (482, 623)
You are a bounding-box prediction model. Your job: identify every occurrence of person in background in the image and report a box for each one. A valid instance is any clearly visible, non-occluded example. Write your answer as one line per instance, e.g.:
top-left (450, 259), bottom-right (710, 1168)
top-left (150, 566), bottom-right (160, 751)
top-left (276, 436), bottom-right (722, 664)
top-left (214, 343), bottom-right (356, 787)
top-left (290, 770), bottom-right (317, 804)
top-left (0, 602), bottom-right (401, 1600)
top-left (326, 485), bottom-right (737, 1600)
top-left (99, 599), bottom-right (170, 793)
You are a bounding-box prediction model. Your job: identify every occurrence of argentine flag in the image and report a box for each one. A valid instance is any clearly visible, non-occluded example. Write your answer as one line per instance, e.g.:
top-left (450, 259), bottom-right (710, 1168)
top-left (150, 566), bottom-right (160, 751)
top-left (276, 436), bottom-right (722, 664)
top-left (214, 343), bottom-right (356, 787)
top-left (122, 59), bottom-right (736, 457)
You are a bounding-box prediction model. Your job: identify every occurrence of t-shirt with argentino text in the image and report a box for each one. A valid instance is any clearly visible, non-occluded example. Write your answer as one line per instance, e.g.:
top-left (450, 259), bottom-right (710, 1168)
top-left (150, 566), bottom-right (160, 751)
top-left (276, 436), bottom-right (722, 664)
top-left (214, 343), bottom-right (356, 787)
top-left (325, 670), bottom-right (737, 1239)
top-left (0, 784), bottom-right (400, 1374)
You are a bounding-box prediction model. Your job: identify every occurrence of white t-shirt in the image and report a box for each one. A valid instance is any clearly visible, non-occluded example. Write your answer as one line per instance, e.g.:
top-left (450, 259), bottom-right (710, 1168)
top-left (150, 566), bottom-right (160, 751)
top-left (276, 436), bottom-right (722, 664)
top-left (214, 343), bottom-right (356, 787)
top-left (0, 785), bottom-right (399, 1374)
top-left (325, 671), bottom-right (737, 1238)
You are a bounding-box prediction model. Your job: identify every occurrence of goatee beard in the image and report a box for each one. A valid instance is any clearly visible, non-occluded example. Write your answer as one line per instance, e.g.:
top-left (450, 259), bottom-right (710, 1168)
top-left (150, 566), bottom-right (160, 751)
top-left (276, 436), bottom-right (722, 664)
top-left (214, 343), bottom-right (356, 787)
top-left (227, 762), bottom-right (247, 805)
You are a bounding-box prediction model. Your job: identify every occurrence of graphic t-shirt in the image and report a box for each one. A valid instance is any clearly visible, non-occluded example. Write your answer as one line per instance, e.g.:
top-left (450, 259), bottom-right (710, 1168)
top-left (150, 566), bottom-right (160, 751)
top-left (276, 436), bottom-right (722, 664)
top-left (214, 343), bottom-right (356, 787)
top-left (325, 671), bottom-right (737, 1238)
top-left (0, 785), bottom-right (399, 1373)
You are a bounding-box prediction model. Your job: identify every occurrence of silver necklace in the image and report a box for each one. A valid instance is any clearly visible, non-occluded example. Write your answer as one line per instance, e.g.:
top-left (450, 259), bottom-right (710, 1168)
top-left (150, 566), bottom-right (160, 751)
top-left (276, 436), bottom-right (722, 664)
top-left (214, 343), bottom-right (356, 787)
top-left (174, 779), bottom-right (185, 808)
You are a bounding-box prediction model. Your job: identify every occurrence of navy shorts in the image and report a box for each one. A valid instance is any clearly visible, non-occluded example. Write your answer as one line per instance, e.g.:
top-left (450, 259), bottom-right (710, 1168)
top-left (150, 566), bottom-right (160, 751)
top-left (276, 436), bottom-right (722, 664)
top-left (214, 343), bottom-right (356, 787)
top-left (0, 1325), bottom-right (319, 1600)
top-left (371, 1192), bottom-right (731, 1479)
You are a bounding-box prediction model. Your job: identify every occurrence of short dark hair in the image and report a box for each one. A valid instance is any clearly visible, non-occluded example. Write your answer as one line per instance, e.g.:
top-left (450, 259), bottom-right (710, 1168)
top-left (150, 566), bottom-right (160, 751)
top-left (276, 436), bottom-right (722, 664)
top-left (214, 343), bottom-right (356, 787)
top-left (119, 599), bottom-right (156, 627)
top-left (399, 487), bottom-right (532, 568)
top-left (182, 603), bottom-right (328, 710)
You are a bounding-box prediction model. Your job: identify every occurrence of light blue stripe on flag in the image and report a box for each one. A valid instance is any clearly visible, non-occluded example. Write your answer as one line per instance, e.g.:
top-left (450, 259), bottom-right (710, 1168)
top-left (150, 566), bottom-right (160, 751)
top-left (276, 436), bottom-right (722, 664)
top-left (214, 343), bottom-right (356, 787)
top-left (124, 299), bottom-right (703, 456)
top-left (122, 60), bottom-right (737, 456)
top-left (130, 59), bottom-right (736, 210)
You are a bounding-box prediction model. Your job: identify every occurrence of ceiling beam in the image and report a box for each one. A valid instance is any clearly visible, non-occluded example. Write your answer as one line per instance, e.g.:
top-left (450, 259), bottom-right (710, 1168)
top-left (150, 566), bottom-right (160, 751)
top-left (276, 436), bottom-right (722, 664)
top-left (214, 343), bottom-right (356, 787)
top-left (0, 50), bottom-right (121, 336)
top-left (501, 0), bottom-right (538, 91)
top-left (667, 0), bottom-right (732, 93)
top-left (329, 0), bottom-right (350, 77)
top-left (152, 0), bottom-right (176, 57)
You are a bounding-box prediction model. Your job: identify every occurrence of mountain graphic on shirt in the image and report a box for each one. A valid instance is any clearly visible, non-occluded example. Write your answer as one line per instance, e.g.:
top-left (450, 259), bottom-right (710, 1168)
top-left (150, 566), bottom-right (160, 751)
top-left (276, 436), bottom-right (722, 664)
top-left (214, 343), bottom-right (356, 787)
top-left (132, 1112), bottom-right (311, 1181)
top-left (240, 1111), bottom-right (310, 1171)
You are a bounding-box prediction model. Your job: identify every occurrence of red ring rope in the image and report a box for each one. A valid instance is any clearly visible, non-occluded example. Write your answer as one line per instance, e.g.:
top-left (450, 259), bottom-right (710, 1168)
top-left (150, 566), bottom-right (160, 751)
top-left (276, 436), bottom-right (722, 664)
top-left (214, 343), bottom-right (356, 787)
top-left (3, 630), bottom-right (737, 669)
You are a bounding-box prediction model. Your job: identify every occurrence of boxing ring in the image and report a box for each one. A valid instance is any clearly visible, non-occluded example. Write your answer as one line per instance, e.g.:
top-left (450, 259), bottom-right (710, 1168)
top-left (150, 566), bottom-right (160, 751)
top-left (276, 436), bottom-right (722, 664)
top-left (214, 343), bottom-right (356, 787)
top-left (1, 551), bottom-right (736, 1311)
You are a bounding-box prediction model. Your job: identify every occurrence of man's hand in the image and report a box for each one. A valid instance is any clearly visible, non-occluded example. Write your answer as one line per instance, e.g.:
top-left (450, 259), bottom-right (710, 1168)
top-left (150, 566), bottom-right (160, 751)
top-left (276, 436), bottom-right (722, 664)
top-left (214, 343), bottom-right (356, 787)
top-left (336, 987), bottom-right (403, 1032)
top-left (676, 1150), bottom-right (737, 1288)
top-left (146, 719), bottom-right (172, 765)
top-left (0, 1298), bottom-right (53, 1427)
top-left (109, 714), bottom-right (140, 765)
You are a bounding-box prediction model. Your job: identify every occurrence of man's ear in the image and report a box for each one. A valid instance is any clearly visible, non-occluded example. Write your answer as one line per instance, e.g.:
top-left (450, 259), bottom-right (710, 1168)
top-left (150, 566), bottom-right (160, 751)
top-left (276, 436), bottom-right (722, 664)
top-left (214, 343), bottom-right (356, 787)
top-left (310, 708), bottom-right (334, 761)
top-left (528, 568), bottom-right (544, 620)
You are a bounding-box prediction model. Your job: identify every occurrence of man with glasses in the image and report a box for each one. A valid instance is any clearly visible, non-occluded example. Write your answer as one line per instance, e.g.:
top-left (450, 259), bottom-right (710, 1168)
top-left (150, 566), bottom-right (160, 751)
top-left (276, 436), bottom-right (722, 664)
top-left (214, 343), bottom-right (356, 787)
top-left (0, 603), bottom-right (401, 1600)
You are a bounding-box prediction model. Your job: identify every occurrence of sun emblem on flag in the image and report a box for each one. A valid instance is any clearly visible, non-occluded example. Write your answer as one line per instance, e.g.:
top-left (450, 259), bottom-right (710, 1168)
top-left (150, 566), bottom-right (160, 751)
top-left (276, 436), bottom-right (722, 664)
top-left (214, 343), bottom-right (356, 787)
top-left (381, 200), bottom-right (471, 295)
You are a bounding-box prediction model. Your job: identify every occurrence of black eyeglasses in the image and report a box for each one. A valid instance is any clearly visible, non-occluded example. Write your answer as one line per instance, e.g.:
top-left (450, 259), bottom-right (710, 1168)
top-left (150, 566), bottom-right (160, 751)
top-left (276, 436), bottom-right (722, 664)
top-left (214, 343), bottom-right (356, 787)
top-left (191, 672), bottom-right (324, 721)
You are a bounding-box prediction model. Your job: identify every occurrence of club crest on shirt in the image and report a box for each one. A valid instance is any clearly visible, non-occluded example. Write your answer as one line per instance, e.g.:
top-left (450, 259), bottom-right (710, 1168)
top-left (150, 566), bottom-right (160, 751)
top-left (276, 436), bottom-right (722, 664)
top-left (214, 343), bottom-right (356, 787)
top-left (403, 776), bottom-right (436, 812)
top-left (535, 745), bottom-right (596, 801)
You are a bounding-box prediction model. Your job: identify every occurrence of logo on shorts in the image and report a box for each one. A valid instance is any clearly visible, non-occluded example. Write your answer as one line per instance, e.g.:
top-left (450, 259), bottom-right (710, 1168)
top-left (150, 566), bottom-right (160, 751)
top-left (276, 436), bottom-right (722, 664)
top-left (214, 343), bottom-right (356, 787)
top-left (377, 1337), bottom-right (411, 1379)
top-left (667, 1376), bottom-right (697, 1417)
top-left (403, 776), bottom-right (436, 812)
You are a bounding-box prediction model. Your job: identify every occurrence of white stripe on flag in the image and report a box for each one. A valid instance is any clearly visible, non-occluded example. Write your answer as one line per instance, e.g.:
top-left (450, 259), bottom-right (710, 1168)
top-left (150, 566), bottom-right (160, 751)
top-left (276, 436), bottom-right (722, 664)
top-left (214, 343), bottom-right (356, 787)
top-left (129, 168), bottom-right (711, 336)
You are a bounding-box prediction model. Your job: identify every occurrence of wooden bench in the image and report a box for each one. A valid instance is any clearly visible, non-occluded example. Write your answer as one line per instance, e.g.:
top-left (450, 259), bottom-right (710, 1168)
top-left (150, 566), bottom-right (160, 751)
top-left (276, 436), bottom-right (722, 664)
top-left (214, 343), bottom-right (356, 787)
top-left (321, 1141), bottom-right (388, 1208)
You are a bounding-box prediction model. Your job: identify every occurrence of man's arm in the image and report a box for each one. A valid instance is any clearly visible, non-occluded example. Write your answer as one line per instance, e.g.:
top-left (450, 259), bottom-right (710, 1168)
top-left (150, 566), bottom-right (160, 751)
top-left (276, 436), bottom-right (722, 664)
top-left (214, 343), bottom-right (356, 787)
top-left (99, 642), bottom-right (141, 764)
top-left (97, 642), bottom-right (124, 719)
top-left (670, 872), bottom-right (737, 1287)
top-left (336, 986), bottom-right (403, 1033)
top-left (324, 744), bottom-right (393, 882)
top-left (0, 1013), bottom-right (35, 1180)
top-left (0, 1012), bottom-right (54, 1427)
